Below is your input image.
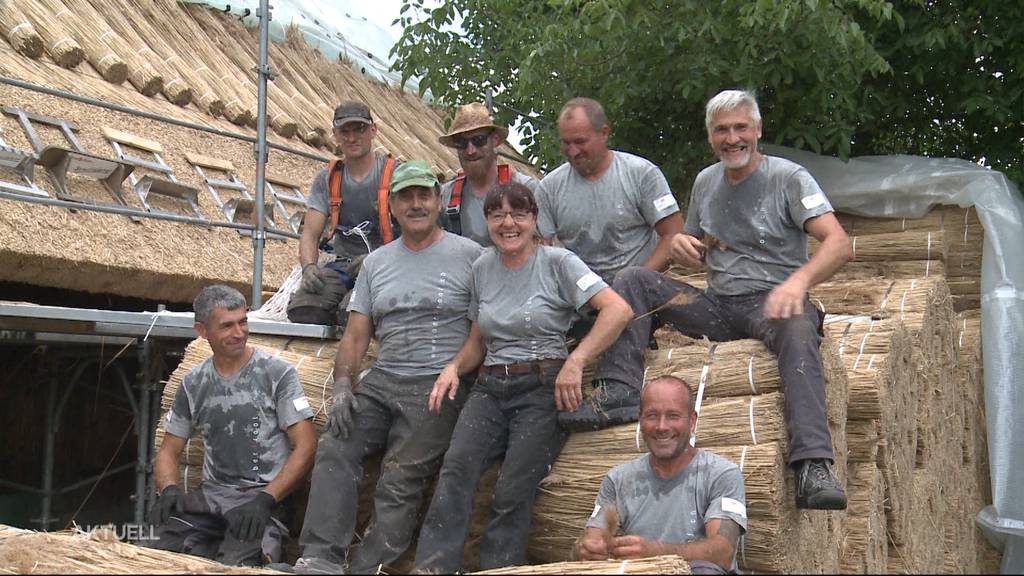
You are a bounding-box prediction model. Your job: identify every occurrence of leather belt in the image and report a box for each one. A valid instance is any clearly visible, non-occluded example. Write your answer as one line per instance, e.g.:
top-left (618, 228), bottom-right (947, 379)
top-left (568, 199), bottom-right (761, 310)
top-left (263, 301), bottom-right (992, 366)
top-left (480, 359), bottom-right (564, 376)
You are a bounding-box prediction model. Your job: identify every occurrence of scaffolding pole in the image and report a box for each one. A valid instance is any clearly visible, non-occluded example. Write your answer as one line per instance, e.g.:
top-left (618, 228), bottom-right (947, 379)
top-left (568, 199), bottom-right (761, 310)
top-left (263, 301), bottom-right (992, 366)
top-left (251, 0), bottom-right (272, 309)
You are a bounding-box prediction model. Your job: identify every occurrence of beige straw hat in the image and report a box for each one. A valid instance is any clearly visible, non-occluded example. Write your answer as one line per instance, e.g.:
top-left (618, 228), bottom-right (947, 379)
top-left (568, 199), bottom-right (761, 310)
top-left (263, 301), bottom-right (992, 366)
top-left (439, 102), bottom-right (510, 147)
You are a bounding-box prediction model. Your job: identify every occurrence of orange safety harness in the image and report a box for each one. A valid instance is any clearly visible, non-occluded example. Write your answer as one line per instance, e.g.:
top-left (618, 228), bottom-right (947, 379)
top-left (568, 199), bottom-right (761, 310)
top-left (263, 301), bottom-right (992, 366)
top-left (326, 155), bottom-right (398, 243)
top-left (446, 164), bottom-right (512, 234)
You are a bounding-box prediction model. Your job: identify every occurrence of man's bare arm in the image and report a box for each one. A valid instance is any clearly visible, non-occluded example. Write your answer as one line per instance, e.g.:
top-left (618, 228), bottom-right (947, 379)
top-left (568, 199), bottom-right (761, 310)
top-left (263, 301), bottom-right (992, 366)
top-left (335, 311), bottom-right (373, 382)
top-left (642, 213), bottom-right (685, 272)
top-left (299, 209), bottom-right (328, 268)
top-left (260, 419), bottom-right (317, 502)
top-left (608, 517), bottom-right (741, 569)
top-left (153, 433), bottom-right (187, 492)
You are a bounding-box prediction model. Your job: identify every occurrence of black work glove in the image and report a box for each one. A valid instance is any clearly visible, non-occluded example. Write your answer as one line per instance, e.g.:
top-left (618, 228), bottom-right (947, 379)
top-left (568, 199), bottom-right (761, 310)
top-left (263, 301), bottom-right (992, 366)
top-left (326, 376), bottom-right (359, 439)
top-left (151, 485), bottom-right (183, 526)
top-left (224, 490), bottom-right (277, 541)
top-left (300, 264), bottom-right (327, 294)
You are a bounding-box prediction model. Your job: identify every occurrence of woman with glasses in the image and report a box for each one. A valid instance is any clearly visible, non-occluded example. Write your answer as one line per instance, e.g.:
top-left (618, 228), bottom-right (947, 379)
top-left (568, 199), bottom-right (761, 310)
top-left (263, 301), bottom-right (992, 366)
top-left (413, 182), bottom-right (633, 572)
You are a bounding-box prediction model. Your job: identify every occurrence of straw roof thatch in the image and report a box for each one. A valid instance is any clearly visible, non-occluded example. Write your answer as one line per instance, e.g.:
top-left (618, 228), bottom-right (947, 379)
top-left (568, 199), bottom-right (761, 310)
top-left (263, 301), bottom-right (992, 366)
top-left (0, 0), bottom-right (534, 302)
top-left (471, 555), bottom-right (692, 575)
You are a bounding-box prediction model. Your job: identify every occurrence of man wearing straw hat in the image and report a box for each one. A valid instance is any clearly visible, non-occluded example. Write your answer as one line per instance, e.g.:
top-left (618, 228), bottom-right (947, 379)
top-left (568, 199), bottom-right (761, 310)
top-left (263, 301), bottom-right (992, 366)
top-left (585, 90), bottom-right (852, 510)
top-left (148, 284), bottom-right (317, 566)
top-left (438, 102), bottom-right (538, 246)
top-left (576, 376), bottom-right (746, 574)
top-left (279, 161), bottom-right (482, 574)
top-left (288, 100), bottom-right (399, 326)
top-left (536, 96), bottom-right (683, 431)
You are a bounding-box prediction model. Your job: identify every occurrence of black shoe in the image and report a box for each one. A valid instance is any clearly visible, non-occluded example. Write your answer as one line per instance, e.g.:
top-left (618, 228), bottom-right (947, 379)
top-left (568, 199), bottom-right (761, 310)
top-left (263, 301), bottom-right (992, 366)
top-left (795, 459), bottom-right (848, 510)
top-left (558, 379), bottom-right (641, 432)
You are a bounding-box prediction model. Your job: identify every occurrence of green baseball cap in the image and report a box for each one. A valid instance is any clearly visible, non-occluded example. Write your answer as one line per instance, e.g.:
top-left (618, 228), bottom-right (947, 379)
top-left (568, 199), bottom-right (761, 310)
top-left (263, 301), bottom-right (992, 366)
top-left (389, 160), bottom-right (439, 195)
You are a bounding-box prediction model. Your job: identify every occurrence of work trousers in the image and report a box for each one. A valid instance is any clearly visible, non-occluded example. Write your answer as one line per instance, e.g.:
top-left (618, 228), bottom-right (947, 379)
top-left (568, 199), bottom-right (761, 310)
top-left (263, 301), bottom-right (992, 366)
top-left (297, 368), bottom-right (465, 573)
top-left (414, 366), bottom-right (568, 572)
top-left (146, 482), bottom-right (288, 566)
top-left (596, 266), bottom-right (833, 463)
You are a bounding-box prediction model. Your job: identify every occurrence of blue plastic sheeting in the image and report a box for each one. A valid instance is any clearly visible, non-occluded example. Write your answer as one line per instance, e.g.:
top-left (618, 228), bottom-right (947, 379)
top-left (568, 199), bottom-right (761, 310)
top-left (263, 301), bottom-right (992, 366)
top-left (766, 144), bottom-right (1024, 574)
top-left (180, 0), bottom-right (417, 91)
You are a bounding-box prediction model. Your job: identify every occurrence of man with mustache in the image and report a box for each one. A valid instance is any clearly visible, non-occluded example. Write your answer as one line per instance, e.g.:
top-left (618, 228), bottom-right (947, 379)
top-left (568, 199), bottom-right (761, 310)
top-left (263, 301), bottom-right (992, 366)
top-left (279, 161), bottom-right (482, 574)
top-left (587, 90), bottom-right (852, 510)
top-left (536, 96), bottom-right (683, 432)
top-left (438, 102), bottom-right (538, 247)
top-left (148, 285), bottom-right (316, 566)
top-left (288, 101), bottom-right (399, 326)
top-left (575, 376), bottom-right (746, 575)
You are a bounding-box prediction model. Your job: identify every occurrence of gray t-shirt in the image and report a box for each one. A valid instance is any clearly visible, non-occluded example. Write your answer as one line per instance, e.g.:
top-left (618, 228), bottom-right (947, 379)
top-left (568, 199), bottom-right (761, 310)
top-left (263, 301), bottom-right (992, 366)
top-left (348, 231), bottom-right (482, 376)
top-left (306, 154), bottom-right (390, 260)
top-left (163, 348), bottom-right (314, 490)
top-left (685, 155), bottom-right (833, 296)
top-left (470, 245), bottom-right (606, 365)
top-left (537, 151), bottom-right (679, 284)
top-left (586, 450), bottom-right (748, 572)
top-left (440, 170), bottom-right (539, 247)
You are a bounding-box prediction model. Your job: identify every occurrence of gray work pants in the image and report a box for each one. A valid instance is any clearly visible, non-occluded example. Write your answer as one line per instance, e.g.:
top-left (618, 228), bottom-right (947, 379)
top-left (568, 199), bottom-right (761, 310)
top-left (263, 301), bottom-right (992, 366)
top-left (596, 267), bottom-right (833, 463)
top-left (414, 366), bottom-right (568, 572)
top-left (298, 368), bottom-right (465, 573)
top-left (146, 482), bottom-right (288, 566)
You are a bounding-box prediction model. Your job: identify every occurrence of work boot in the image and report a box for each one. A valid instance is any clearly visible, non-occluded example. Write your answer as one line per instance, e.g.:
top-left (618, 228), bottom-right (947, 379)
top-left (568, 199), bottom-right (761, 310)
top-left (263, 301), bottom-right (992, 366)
top-left (794, 459), bottom-right (848, 510)
top-left (266, 557), bottom-right (345, 574)
top-left (558, 379), bottom-right (640, 432)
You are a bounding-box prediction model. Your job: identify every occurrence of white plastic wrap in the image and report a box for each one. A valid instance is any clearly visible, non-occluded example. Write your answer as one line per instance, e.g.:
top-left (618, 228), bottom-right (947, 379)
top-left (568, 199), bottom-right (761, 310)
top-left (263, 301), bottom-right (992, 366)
top-left (766, 145), bottom-right (1024, 573)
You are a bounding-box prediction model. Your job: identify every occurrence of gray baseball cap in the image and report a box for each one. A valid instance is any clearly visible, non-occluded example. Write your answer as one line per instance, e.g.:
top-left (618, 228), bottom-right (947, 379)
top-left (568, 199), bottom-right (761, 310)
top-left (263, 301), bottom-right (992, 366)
top-left (333, 101), bottom-right (373, 127)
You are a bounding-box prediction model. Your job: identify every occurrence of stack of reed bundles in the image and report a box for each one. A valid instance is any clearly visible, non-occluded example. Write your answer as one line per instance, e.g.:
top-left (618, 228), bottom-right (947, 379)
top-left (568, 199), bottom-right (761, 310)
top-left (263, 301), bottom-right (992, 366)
top-left (121, 0), bottom-right (222, 114)
top-left (0, 2), bottom-right (44, 58)
top-left (0, 524), bottom-right (273, 574)
top-left (832, 206), bottom-right (983, 312)
top-left (65, 0), bottom-right (163, 95)
top-left (36, 0), bottom-right (129, 84)
top-left (530, 335), bottom-right (847, 574)
top-left (184, 6), bottom-right (301, 139)
top-left (17, 0), bottom-right (85, 68)
top-left (839, 462), bottom-right (887, 574)
top-left (86, 0), bottom-right (191, 105)
top-left (471, 554), bottom-right (692, 575)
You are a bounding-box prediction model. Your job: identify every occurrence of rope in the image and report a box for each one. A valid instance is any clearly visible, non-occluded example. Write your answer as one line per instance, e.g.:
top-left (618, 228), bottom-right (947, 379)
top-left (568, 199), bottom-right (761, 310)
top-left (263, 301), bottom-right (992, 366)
top-left (342, 220), bottom-right (374, 255)
top-left (748, 397), bottom-right (758, 445)
top-left (248, 265), bottom-right (303, 322)
top-left (691, 344), bottom-right (717, 446)
top-left (747, 355), bottom-right (758, 394)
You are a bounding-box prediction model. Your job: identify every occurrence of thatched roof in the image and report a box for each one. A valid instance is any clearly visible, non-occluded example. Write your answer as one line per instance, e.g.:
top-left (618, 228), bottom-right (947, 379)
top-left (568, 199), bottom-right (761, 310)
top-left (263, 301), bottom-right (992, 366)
top-left (0, 0), bottom-right (533, 303)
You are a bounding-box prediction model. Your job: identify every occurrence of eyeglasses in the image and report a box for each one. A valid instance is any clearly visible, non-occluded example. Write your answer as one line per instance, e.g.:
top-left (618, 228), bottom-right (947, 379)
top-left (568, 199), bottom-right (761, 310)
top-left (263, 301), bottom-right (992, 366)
top-left (335, 124), bottom-right (369, 137)
top-left (487, 210), bottom-right (533, 223)
top-left (451, 132), bottom-right (492, 150)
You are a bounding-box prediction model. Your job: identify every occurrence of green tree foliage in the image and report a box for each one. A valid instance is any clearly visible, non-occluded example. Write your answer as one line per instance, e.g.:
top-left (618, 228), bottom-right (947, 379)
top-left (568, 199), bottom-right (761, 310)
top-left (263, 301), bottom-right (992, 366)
top-left (392, 0), bottom-right (1023, 194)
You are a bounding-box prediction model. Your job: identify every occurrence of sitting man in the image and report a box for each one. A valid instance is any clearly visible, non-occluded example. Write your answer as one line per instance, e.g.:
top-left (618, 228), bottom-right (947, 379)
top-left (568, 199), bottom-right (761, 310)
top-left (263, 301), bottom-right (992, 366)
top-left (148, 284), bottom-right (317, 566)
top-left (288, 100), bottom-right (398, 326)
top-left (282, 161), bottom-right (483, 574)
top-left (576, 376), bottom-right (746, 575)
top-left (587, 89), bottom-right (852, 509)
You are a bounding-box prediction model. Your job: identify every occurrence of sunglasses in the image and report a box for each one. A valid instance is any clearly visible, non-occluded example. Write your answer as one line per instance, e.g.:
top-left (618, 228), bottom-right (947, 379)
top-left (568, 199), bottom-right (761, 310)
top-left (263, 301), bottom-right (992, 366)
top-left (451, 132), bottom-right (492, 150)
top-left (486, 210), bottom-right (533, 223)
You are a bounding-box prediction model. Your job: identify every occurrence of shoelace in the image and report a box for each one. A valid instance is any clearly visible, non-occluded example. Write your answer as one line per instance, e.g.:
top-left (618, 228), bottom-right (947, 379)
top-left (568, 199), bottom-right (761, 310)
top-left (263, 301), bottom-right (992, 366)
top-left (809, 461), bottom-right (833, 484)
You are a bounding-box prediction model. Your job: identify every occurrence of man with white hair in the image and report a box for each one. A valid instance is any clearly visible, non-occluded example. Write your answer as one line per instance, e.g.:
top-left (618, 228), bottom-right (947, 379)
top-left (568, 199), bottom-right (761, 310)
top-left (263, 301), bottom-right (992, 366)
top-left (585, 90), bottom-right (853, 510)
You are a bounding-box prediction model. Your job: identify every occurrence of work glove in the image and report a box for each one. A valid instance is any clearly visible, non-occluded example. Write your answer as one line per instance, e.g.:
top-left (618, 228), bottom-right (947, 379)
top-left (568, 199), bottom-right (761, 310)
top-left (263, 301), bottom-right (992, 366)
top-left (300, 264), bottom-right (326, 294)
top-left (224, 490), bottom-right (276, 541)
top-left (150, 485), bottom-right (183, 526)
top-left (326, 376), bottom-right (359, 439)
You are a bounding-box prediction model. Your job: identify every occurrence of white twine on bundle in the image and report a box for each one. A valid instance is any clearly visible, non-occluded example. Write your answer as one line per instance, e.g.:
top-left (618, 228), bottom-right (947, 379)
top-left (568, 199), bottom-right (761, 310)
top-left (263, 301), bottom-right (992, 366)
top-left (11, 22), bottom-right (31, 34)
top-left (925, 232), bottom-right (932, 277)
top-left (959, 318), bottom-right (967, 349)
top-left (851, 236), bottom-right (857, 259)
top-left (143, 309), bottom-right (172, 341)
top-left (739, 445), bottom-right (748, 471)
top-left (317, 368), bottom-right (334, 418)
top-left (183, 437), bottom-right (193, 490)
top-left (866, 354), bottom-right (877, 371)
top-left (748, 398), bottom-right (758, 445)
top-left (667, 348), bottom-right (674, 360)
top-left (691, 345), bottom-right (716, 446)
top-left (853, 332), bottom-right (871, 371)
top-left (898, 279), bottom-right (918, 320)
top-left (615, 560), bottom-right (629, 574)
top-left (747, 355), bottom-right (758, 394)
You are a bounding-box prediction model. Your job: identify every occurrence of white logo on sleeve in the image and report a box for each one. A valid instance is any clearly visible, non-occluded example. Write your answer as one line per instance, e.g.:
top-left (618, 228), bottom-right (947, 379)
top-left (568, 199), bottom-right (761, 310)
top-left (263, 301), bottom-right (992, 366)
top-left (292, 397), bottom-right (311, 412)
top-left (801, 192), bottom-right (828, 210)
top-left (654, 194), bottom-right (678, 212)
top-left (589, 503), bottom-right (602, 519)
top-left (576, 272), bottom-right (602, 292)
top-left (720, 497), bottom-right (747, 518)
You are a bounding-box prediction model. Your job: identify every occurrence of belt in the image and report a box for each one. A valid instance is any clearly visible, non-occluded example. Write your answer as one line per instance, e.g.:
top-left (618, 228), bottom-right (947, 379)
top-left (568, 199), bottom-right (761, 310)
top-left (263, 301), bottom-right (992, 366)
top-left (480, 359), bottom-right (564, 376)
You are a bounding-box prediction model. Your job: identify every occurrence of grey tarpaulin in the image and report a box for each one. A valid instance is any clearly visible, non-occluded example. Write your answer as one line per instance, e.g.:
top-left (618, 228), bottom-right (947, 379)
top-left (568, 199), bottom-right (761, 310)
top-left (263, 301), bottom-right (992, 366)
top-left (766, 145), bottom-right (1024, 574)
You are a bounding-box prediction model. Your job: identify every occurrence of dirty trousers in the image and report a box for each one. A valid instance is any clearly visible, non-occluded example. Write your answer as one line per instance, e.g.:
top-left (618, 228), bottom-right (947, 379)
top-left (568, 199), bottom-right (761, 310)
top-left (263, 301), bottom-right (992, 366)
top-left (297, 368), bottom-right (463, 573)
top-left (596, 266), bottom-right (834, 463)
top-left (415, 367), bottom-right (568, 572)
top-left (146, 482), bottom-right (288, 566)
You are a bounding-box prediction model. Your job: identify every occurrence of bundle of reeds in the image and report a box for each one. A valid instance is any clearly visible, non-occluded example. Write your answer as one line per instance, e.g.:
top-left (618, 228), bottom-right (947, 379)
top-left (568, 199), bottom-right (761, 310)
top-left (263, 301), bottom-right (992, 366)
top-left (0, 2), bottom-right (44, 58)
top-left (35, 0), bottom-right (129, 83)
top-left (86, 0), bottom-right (191, 104)
top-left (472, 554), bottom-right (692, 575)
top-left (810, 229), bottom-right (947, 263)
top-left (62, 0), bottom-right (163, 95)
top-left (955, 310), bottom-right (984, 468)
top-left (839, 462), bottom-right (887, 574)
top-left (887, 469), bottom-right (946, 574)
top-left (643, 339), bottom-right (782, 399)
top-left (829, 259), bottom-right (947, 282)
top-left (17, 0), bottom-right (85, 67)
top-left (0, 524), bottom-right (274, 574)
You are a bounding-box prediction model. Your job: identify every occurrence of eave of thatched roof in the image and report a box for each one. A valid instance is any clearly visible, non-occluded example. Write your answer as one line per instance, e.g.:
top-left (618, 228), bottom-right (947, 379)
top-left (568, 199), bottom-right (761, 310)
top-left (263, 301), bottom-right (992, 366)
top-left (0, 0), bottom-right (534, 304)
